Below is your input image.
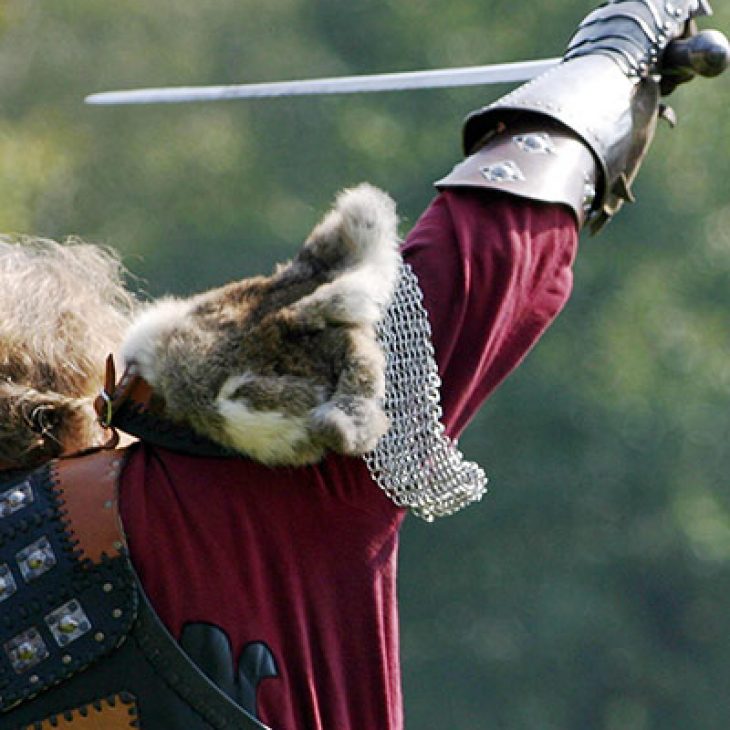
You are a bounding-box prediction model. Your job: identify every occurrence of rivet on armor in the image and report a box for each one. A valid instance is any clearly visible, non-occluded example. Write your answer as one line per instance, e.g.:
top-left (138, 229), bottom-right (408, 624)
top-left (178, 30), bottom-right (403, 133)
top-left (60, 616), bottom-right (78, 633)
top-left (94, 632), bottom-right (105, 643)
top-left (112, 608), bottom-right (123, 619)
top-left (583, 179), bottom-right (597, 213)
top-left (29, 674), bottom-right (40, 684)
top-left (480, 160), bottom-right (525, 184)
top-left (17, 537), bottom-right (57, 583)
top-left (17, 643), bottom-right (35, 661)
top-left (513, 132), bottom-right (556, 155)
top-left (103, 582), bottom-right (114, 593)
top-left (62, 654), bottom-right (72, 665)
top-left (664, 2), bottom-right (682, 19)
top-left (8, 490), bottom-right (27, 509)
top-left (4, 628), bottom-right (49, 674)
top-left (0, 481), bottom-right (34, 518)
top-left (27, 552), bottom-right (45, 570)
top-left (0, 564), bottom-right (17, 603)
top-left (45, 600), bottom-right (92, 647)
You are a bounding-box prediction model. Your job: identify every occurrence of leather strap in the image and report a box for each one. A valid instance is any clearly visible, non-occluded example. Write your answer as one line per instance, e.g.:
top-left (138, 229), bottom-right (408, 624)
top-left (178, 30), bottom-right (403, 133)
top-left (130, 582), bottom-right (270, 730)
top-left (94, 356), bottom-right (156, 429)
top-left (94, 358), bottom-right (234, 459)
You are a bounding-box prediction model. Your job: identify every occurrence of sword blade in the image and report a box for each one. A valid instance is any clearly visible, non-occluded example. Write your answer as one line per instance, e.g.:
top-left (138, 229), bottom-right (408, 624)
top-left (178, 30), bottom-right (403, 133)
top-left (84, 58), bottom-right (560, 106)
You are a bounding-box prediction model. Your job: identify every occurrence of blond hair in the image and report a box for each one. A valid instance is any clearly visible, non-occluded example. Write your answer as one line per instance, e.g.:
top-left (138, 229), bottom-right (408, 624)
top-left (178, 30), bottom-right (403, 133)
top-left (0, 235), bottom-right (136, 467)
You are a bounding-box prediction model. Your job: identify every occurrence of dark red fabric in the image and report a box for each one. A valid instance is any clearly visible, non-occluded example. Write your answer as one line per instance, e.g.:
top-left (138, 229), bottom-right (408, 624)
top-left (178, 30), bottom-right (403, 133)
top-left (402, 190), bottom-right (579, 437)
top-left (118, 191), bottom-right (578, 729)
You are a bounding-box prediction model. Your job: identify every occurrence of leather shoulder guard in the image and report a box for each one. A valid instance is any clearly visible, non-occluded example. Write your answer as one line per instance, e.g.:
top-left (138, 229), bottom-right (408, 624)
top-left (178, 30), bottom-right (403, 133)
top-left (0, 449), bottom-right (137, 713)
top-left (0, 449), bottom-right (270, 729)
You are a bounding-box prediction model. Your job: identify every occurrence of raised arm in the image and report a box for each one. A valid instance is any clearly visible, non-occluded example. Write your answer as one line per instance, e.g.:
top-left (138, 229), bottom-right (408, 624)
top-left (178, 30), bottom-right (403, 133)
top-left (403, 0), bottom-right (720, 436)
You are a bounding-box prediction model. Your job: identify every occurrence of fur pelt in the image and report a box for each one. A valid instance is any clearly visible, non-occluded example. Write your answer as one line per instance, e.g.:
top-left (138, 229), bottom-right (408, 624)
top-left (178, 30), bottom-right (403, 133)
top-left (122, 183), bottom-right (401, 466)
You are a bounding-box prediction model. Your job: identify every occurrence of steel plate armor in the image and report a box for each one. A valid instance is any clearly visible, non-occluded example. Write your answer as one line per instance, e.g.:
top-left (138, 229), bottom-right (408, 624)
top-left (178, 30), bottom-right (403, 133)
top-left (438, 0), bottom-right (714, 230)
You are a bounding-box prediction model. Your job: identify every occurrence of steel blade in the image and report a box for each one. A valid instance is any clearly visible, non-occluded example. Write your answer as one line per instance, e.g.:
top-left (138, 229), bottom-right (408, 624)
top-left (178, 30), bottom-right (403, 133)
top-left (85, 57), bottom-right (560, 106)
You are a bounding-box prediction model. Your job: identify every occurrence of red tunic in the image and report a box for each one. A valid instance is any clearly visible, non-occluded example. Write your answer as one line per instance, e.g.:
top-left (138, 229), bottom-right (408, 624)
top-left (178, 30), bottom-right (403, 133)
top-left (119, 189), bottom-right (578, 729)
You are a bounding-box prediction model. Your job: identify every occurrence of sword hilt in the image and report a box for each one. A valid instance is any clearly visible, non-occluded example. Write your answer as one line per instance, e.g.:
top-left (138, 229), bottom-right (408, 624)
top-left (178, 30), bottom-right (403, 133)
top-left (663, 29), bottom-right (729, 78)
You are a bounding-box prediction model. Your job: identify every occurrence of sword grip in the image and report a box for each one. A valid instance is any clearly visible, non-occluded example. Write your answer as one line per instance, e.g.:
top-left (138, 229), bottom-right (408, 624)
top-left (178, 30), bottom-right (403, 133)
top-left (663, 29), bottom-right (729, 78)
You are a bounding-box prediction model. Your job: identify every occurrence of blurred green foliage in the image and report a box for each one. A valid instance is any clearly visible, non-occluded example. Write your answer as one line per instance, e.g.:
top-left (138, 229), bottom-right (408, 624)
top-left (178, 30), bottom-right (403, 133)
top-left (1, 1), bottom-right (729, 727)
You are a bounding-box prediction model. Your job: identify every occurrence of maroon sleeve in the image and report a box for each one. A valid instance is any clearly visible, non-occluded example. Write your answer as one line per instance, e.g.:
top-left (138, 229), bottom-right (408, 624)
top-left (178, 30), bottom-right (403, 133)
top-left (401, 189), bottom-right (579, 439)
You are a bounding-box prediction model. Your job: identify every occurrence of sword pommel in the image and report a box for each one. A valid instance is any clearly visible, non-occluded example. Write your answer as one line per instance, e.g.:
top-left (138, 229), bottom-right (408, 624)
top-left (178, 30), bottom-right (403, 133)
top-left (663, 29), bottom-right (730, 78)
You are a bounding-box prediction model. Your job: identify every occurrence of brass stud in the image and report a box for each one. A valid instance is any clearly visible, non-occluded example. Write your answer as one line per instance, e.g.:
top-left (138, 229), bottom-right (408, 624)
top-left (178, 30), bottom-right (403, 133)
top-left (59, 616), bottom-right (80, 634)
top-left (17, 642), bottom-right (36, 662)
top-left (26, 551), bottom-right (46, 571)
top-left (7, 490), bottom-right (26, 508)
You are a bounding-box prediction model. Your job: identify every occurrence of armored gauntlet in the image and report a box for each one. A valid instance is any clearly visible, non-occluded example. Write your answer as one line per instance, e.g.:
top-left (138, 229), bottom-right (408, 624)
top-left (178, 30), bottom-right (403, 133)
top-left (438, 0), bottom-right (716, 231)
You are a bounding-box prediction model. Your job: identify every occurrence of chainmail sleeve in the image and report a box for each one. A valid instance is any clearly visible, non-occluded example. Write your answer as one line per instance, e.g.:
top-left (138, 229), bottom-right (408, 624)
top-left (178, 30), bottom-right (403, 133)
top-left (364, 262), bottom-right (487, 521)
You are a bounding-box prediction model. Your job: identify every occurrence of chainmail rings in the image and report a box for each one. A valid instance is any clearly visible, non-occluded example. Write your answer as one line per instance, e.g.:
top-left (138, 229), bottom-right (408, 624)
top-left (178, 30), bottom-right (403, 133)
top-left (364, 263), bottom-right (487, 521)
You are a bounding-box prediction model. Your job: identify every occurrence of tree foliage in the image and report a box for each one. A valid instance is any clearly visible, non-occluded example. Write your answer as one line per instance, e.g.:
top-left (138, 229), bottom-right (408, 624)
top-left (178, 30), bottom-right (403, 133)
top-left (1, 1), bottom-right (729, 727)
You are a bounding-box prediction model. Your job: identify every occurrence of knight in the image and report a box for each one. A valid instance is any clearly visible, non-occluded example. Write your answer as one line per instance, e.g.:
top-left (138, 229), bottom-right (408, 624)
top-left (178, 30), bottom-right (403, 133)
top-left (0, 2), bottom-right (724, 729)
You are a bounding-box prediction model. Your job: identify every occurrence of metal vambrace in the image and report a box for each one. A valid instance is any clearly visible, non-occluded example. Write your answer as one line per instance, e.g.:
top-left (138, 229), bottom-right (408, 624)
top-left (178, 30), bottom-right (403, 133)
top-left (436, 0), bottom-right (712, 232)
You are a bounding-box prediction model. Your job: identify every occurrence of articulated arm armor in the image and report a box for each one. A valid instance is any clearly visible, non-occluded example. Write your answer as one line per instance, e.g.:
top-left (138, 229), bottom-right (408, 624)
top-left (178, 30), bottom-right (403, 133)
top-left (437, 0), bottom-right (713, 231)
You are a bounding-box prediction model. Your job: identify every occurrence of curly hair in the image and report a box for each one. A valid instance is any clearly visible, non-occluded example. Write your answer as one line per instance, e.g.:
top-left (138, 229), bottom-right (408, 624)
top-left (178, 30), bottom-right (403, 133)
top-left (0, 235), bottom-right (137, 468)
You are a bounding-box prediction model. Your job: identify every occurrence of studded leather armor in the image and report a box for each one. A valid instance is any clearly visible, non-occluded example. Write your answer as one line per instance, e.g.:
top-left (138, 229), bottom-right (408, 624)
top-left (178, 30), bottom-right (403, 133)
top-left (0, 450), bottom-right (268, 730)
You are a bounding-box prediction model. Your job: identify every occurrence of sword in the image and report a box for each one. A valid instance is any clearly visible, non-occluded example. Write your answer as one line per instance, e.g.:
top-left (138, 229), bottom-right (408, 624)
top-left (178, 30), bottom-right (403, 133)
top-left (85, 58), bottom-right (560, 106)
top-left (84, 30), bottom-right (728, 106)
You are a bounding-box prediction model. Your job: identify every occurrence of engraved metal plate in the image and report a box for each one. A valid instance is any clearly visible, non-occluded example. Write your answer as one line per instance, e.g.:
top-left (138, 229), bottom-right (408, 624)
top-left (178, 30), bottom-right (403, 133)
top-left (0, 564), bottom-right (17, 603)
top-left (480, 160), bottom-right (525, 183)
top-left (4, 628), bottom-right (49, 674)
top-left (45, 600), bottom-right (92, 647)
top-left (0, 480), bottom-right (34, 518)
top-left (16, 537), bottom-right (57, 583)
top-left (513, 132), bottom-right (556, 154)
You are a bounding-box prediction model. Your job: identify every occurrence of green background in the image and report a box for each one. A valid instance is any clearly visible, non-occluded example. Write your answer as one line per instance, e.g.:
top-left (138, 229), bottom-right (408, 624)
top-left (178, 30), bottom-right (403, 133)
top-left (1, 1), bottom-right (729, 727)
